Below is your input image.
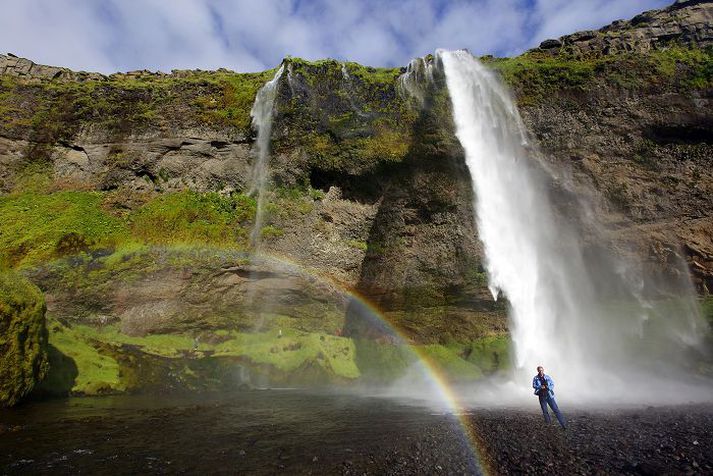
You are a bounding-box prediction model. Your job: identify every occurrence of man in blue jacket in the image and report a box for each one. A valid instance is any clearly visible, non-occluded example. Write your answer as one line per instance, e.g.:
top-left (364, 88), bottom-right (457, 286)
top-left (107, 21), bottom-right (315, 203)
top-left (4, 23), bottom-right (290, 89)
top-left (532, 366), bottom-right (567, 429)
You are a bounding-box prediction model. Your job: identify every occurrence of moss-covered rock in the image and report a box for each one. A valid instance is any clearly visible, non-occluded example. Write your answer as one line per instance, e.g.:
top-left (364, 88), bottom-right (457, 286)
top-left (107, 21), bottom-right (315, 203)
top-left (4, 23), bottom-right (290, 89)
top-left (0, 270), bottom-right (48, 406)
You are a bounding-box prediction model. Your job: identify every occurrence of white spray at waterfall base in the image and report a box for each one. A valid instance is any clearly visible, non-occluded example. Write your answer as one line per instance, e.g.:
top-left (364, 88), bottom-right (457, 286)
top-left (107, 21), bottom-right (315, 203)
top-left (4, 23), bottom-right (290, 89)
top-left (435, 49), bottom-right (711, 404)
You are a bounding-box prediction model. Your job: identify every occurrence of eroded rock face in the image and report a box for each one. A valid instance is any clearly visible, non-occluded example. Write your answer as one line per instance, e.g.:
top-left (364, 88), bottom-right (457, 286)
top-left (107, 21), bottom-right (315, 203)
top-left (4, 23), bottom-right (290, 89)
top-left (517, 62), bottom-right (713, 294)
top-left (0, 271), bottom-right (48, 407)
top-left (536, 0), bottom-right (713, 56)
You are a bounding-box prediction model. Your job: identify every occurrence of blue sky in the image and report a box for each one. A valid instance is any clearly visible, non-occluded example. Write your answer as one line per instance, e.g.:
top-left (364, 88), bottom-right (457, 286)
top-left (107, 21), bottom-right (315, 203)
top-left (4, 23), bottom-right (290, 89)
top-left (0, 0), bottom-right (671, 73)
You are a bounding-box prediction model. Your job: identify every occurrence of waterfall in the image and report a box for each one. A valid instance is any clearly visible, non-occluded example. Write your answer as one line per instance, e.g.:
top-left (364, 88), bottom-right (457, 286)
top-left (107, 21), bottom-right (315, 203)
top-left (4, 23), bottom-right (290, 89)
top-left (436, 50), bottom-right (708, 402)
top-left (249, 65), bottom-right (284, 249)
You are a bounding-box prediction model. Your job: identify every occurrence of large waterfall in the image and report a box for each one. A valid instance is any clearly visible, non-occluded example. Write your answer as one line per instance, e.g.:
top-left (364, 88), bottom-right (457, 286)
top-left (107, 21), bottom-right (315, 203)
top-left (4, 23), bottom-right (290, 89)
top-left (437, 50), bottom-right (708, 402)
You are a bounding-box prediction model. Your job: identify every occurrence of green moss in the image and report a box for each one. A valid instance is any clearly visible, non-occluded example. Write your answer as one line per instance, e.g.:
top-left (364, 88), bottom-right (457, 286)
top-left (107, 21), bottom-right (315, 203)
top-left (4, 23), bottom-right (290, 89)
top-left (0, 270), bottom-right (48, 406)
top-left (197, 69), bottom-right (277, 129)
top-left (260, 225), bottom-right (284, 239)
top-left (53, 322), bottom-right (360, 381)
top-left (702, 297), bottom-right (713, 325)
top-left (46, 320), bottom-right (126, 395)
top-left (347, 240), bottom-right (368, 251)
top-left (0, 189), bottom-right (258, 268)
top-left (487, 46), bottom-right (713, 106)
top-left (352, 339), bottom-right (415, 381)
top-left (462, 335), bottom-right (511, 374)
top-left (419, 344), bottom-right (483, 380)
top-left (0, 68), bottom-right (277, 140)
top-left (130, 190), bottom-right (256, 247)
top-left (0, 191), bottom-right (128, 267)
top-left (277, 57), bottom-right (416, 173)
top-left (212, 331), bottom-right (359, 378)
top-left (487, 52), bottom-right (596, 106)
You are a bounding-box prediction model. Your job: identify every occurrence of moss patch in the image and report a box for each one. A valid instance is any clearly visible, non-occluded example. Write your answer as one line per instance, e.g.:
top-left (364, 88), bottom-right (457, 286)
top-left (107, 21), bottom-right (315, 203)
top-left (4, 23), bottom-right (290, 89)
top-left (702, 297), bottom-right (713, 325)
top-left (0, 270), bottom-right (48, 406)
top-left (461, 335), bottom-right (512, 374)
top-left (0, 190), bottom-right (256, 268)
top-left (276, 58), bottom-right (417, 174)
top-left (0, 191), bottom-right (128, 267)
top-left (45, 319), bottom-right (126, 395)
top-left (486, 46), bottom-right (713, 106)
top-left (0, 68), bottom-right (277, 139)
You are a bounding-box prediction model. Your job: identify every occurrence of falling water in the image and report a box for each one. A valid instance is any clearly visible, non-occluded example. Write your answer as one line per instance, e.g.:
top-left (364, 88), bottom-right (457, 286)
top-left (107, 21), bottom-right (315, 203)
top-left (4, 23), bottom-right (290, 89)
top-left (398, 57), bottom-right (435, 106)
top-left (249, 65), bottom-right (284, 249)
top-left (435, 50), bottom-right (709, 402)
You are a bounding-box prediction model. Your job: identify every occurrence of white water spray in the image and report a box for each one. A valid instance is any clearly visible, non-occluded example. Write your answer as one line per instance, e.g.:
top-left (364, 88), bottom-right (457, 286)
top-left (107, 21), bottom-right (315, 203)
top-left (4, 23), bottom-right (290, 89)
top-left (249, 65), bottom-right (284, 248)
top-left (435, 50), bottom-right (709, 403)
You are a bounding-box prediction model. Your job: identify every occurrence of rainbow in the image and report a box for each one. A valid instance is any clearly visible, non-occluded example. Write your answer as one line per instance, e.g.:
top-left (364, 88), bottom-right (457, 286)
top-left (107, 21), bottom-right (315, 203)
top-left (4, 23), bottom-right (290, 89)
top-left (249, 251), bottom-right (494, 474)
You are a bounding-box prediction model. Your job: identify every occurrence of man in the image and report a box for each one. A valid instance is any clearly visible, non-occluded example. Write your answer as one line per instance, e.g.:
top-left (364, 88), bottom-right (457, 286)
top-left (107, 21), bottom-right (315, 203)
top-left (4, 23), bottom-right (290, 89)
top-left (532, 366), bottom-right (566, 429)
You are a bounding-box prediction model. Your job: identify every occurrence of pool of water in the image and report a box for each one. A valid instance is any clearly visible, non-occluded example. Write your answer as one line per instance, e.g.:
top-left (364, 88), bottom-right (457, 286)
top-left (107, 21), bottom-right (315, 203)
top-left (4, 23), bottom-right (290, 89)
top-left (0, 390), bottom-right (481, 474)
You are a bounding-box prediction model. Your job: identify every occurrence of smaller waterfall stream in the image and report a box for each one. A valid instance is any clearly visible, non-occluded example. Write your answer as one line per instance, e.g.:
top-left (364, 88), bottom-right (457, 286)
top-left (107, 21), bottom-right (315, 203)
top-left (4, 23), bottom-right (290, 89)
top-left (249, 65), bottom-right (285, 249)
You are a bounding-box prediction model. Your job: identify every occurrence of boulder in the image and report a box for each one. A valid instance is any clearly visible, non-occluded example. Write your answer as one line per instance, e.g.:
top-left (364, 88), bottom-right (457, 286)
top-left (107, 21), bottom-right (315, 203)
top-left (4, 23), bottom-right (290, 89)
top-left (0, 271), bottom-right (48, 406)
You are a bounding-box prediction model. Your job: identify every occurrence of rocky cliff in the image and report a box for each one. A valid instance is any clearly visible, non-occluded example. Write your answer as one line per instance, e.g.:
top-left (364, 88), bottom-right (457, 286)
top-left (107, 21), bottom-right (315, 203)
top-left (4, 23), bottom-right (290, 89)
top-left (0, 0), bottom-right (711, 398)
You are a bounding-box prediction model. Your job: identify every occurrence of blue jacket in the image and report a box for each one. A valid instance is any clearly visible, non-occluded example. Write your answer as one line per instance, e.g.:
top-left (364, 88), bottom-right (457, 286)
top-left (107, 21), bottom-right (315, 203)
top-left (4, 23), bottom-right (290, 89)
top-left (533, 374), bottom-right (555, 398)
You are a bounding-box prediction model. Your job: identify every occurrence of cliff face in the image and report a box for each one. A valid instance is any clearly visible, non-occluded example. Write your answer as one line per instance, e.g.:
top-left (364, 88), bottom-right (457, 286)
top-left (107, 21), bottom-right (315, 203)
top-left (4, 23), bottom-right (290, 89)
top-left (537, 0), bottom-right (713, 55)
top-left (511, 0), bottom-right (713, 294)
top-left (0, 1), bottom-right (711, 396)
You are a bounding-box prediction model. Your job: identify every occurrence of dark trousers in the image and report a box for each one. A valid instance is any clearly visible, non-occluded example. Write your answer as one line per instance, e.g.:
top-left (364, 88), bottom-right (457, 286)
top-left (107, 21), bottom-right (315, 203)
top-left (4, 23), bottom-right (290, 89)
top-left (539, 394), bottom-right (566, 428)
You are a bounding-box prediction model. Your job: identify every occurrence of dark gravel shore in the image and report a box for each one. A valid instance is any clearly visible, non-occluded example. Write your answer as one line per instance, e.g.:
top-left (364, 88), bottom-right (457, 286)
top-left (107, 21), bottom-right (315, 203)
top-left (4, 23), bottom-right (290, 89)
top-left (467, 404), bottom-right (713, 475)
top-left (1, 393), bottom-right (711, 475)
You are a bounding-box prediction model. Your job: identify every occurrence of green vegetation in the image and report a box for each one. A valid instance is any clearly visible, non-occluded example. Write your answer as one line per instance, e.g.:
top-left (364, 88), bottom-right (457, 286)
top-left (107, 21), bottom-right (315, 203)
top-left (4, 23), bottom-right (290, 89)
top-left (277, 58), bottom-right (417, 172)
top-left (130, 191), bottom-right (256, 246)
top-left (461, 335), bottom-right (511, 374)
top-left (347, 240), bottom-right (368, 251)
top-left (486, 52), bottom-right (596, 106)
top-left (420, 344), bottom-right (484, 380)
top-left (353, 339), bottom-right (416, 381)
top-left (36, 311), bottom-right (502, 394)
top-left (0, 68), bottom-right (277, 139)
top-left (486, 46), bottom-right (713, 106)
top-left (40, 319), bottom-right (361, 395)
top-left (46, 319), bottom-right (125, 395)
top-left (0, 189), bottom-right (256, 268)
top-left (702, 297), bottom-right (713, 325)
top-left (260, 225), bottom-right (284, 239)
top-left (0, 191), bottom-right (128, 267)
top-left (0, 270), bottom-right (48, 406)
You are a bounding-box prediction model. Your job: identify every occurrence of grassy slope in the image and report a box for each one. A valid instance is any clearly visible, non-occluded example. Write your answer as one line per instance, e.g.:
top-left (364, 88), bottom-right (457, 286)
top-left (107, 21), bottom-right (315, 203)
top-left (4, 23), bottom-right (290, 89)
top-left (0, 189), bottom-right (256, 268)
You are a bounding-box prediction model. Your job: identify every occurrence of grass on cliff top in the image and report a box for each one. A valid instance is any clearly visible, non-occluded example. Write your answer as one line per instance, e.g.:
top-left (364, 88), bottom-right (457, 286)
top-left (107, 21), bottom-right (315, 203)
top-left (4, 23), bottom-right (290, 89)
top-left (0, 189), bottom-right (256, 268)
top-left (486, 45), bottom-right (713, 106)
top-left (0, 68), bottom-right (276, 137)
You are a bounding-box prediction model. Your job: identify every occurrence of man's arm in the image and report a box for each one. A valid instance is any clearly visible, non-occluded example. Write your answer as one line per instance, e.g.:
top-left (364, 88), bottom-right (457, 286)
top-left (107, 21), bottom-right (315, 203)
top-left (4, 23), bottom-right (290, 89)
top-left (546, 375), bottom-right (554, 391)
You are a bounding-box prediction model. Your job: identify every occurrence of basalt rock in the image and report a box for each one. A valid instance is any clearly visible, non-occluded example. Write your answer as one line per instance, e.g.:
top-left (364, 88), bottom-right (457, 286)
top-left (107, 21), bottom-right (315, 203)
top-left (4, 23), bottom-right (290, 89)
top-left (536, 0), bottom-right (713, 56)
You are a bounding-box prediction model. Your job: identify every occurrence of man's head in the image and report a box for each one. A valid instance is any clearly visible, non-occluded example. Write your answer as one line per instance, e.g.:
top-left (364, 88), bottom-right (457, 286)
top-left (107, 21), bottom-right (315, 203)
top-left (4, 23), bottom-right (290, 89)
top-left (537, 366), bottom-right (544, 376)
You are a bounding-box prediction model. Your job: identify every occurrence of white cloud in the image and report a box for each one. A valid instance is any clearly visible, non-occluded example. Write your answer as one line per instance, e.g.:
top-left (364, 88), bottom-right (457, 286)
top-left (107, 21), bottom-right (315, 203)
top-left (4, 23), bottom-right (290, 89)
top-left (0, 0), bottom-right (673, 73)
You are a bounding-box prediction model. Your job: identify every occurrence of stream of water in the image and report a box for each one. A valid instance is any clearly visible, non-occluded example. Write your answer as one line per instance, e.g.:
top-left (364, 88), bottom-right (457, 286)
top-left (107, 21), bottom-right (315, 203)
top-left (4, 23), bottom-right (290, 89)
top-left (249, 65), bottom-right (284, 249)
